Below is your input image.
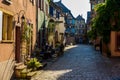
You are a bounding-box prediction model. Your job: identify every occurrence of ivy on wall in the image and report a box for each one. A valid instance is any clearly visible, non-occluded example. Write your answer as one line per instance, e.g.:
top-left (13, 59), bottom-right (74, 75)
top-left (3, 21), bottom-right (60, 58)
top-left (91, 0), bottom-right (120, 43)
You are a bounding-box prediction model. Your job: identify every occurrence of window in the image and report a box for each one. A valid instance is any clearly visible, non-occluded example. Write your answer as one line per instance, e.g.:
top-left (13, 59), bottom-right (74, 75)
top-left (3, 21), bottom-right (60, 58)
top-left (46, 3), bottom-right (48, 16)
top-left (39, 0), bottom-right (44, 11)
top-left (42, 0), bottom-right (44, 11)
top-left (49, 6), bottom-right (53, 16)
top-left (2, 12), bottom-right (13, 41)
top-left (56, 11), bottom-right (60, 19)
top-left (92, 4), bottom-right (94, 10)
top-left (79, 30), bottom-right (83, 34)
top-left (38, 0), bottom-right (41, 9)
top-left (53, 9), bottom-right (56, 17)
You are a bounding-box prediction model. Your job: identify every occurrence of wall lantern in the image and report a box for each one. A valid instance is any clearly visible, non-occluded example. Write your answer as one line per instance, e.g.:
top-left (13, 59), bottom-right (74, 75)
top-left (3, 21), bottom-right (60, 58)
top-left (21, 15), bottom-right (25, 22)
top-left (17, 10), bottom-right (25, 23)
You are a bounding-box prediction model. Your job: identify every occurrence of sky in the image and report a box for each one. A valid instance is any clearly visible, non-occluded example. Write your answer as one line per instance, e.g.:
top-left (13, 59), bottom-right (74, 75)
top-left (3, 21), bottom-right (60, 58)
top-left (54, 0), bottom-right (90, 21)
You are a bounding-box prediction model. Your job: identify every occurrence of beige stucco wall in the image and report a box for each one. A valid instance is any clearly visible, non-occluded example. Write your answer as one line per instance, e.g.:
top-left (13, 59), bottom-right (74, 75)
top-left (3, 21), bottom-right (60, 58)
top-left (110, 31), bottom-right (120, 57)
top-left (55, 16), bottom-right (65, 42)
top-left (48, 34), bottom-right (54, 46)
top-left (48, 16), bottom-right (65, 47)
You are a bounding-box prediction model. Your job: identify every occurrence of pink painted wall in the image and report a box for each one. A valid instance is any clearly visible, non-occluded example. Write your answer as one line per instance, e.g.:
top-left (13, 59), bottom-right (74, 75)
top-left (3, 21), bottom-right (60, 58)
top-left (0, 44), bottom-right (14, 62)
top-left (110, 31), bottom-right (120, 57)
top-left (0, 0), bottom-right (37, 61)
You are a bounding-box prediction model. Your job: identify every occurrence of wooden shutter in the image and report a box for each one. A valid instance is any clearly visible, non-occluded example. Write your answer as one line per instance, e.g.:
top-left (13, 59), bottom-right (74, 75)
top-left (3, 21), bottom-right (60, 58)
top-left (46, 3), bottom-right (48, 16)
top-left (39, 0), bottom-right (41, 9)
top-left (33, 0), bottom-right (35, 5)
top-left (0, 11), bottom-right (2, 41)
top-left (42, 0), bottom-right (44, 11)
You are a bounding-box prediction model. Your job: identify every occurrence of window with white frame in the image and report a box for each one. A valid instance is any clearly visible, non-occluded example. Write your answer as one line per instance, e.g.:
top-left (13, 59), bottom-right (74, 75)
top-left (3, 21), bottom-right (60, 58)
top-left (1, 12), bottom-right (13, 41)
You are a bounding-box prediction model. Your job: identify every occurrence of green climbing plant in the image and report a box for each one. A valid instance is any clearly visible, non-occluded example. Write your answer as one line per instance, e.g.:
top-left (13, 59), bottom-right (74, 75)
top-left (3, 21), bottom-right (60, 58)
top-left (48, 22), bottom-right (58, 34)
top-left (91, 0), bottom-right (120, 44)
top-left (27, 58), bottom-right (43, 70)
top-left (47, 0), bottom-right (51, 3)
top-left (21, 21), bottom-right (32, 56)
top-left (22, 21), bottom-right (32, 43)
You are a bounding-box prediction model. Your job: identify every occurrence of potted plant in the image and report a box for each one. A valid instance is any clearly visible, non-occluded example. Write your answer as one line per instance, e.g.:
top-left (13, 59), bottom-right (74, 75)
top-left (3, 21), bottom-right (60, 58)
top-left (27, 58), bottom-right (43, 71)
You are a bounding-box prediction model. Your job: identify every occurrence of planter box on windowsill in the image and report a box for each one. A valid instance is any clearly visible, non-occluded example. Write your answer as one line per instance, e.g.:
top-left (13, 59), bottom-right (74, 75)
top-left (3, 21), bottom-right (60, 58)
top-left (4, 0), bottom-right (12, 4)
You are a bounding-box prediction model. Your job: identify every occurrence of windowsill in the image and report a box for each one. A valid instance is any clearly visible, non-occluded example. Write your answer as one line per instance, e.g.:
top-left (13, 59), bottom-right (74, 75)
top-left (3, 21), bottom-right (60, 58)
top-left (1, 40), bottom-right (14, 43)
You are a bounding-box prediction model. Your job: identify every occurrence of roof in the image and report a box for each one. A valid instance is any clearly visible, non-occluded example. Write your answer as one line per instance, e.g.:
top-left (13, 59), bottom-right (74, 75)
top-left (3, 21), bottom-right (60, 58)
top-left (55, 1), bottom-right (70, 13)
top-left (76, 15), bottom-right (85, 21)
top-left (70, 12), bottom-right (75, 19)
top-left (50, 1), bottom-right (62, 12)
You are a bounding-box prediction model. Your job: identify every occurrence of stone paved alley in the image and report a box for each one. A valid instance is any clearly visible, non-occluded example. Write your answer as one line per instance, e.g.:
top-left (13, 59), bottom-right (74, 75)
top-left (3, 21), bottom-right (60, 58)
top-left (31, 45), bottom-right (120, 80)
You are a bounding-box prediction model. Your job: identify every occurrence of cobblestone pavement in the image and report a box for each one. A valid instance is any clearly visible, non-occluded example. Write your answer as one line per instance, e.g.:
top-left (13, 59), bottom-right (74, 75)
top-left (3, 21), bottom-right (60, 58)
top-left (31, 45), bottom-right (120, 80)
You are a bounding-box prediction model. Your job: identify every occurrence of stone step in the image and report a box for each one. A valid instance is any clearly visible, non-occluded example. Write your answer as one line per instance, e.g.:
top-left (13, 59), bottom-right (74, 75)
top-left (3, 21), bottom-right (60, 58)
top-left (20, 68), bottom-right (32, 79)
top-left (15, 62), bottom-right (24, 67)
top-left (27, 72), bottom-right (37, 79)
top-left (15, 64), bottom-right (27, 70)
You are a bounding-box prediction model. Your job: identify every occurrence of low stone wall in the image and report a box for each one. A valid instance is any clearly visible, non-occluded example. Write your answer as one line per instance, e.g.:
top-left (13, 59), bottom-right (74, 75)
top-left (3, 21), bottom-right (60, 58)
top-left (0, 59), bottom-right (15, 80)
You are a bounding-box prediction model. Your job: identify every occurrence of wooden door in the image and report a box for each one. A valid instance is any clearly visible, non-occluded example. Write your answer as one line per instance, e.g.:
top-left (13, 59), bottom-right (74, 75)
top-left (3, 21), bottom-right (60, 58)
top-left (15, 26), bottom-right (21, 63)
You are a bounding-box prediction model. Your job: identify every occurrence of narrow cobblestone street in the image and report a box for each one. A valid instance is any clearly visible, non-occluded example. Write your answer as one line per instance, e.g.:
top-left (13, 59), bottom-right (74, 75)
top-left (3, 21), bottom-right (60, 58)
top-left (32, 45), bottom-right (120, 80)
